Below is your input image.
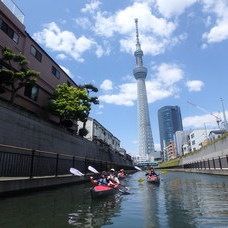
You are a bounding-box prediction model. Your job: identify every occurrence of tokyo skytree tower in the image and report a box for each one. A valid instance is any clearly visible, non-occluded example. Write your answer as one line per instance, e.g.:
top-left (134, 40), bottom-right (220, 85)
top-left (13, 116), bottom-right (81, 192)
top-left (133, 18), bottom-right (155, 158)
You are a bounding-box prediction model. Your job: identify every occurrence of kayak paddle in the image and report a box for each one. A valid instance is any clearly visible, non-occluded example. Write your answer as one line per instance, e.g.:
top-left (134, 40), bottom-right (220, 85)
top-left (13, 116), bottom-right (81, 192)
top-left (161, 170), bottom-right (167, 174)
top-left (138, 178), bottom-right (145, 182)
top-left (70, 168), bottom-right (84, 176)
top-left (134, 166), bottom-right (142, 171)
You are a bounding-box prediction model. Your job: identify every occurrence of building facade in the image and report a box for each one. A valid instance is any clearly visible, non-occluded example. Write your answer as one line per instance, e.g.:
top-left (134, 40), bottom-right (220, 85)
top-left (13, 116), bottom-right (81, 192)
top-left (158, 105), bottom-right (183, 152)
top-left (133, 19), bottom-right (155, 160)
top-left (77, 117), bottom-right (120, 152)
top-left (174, 130), bottom-right (192, 157)
top-left (0, 0), bottom-right (76, 115)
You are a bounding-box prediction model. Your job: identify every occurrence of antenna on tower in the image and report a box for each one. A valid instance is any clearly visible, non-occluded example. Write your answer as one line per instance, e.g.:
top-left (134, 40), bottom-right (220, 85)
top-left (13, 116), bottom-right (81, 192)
top-left (134, 18), bottom-right (141, 50)
top-left (135, 18), bottom-right (140, 44)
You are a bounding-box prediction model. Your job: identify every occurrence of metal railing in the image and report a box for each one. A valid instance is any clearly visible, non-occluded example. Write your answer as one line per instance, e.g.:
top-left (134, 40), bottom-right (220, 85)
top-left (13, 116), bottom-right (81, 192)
top-left (0, 144), bottom-right (133, 178)
top-left (1, 0), bottom-right (25, 24)
top-left (183, 155), bottom-right (228, 170)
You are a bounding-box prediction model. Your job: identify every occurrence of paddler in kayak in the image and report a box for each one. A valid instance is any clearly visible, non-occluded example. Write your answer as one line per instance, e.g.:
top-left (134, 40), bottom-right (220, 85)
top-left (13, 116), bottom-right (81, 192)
top-left (118, 169), bottom-right (127, 178)
top-left (90, 171), bottom-right (114, 186)
top-left (108, 169), bottom-right (120, 184)
top-left (145, 167), bottom-right (158, 177)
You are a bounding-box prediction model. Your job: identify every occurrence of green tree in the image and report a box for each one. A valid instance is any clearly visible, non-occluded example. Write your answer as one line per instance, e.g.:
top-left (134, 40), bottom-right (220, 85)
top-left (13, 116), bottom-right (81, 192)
top-left (0, 47), bottom-right (40, 103)
top-left (78, 83), bottom-right (99, 133)
top-left (49, 83), bottom-right (99, 134)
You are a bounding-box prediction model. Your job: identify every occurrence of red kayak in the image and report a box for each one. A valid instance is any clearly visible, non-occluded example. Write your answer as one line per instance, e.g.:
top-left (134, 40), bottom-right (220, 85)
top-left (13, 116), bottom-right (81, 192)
top-left (146, 176), bottom-right (160, 183)
top-left (118, 173), bottom-right (127, 179)
top-left (90, 184), bottom-right (119, 198)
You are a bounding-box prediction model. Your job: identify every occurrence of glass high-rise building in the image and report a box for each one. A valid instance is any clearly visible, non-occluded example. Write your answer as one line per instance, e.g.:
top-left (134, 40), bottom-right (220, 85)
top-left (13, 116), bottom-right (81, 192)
top-left (158, 106), bottom-right (183, 152)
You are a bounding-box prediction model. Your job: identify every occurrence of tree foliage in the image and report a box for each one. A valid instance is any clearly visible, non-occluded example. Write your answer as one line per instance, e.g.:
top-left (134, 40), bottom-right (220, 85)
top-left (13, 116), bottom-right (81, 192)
top-left (49, 83), bottom-right (99, 126)
top-left (0, 47), bottom-right (40, 103)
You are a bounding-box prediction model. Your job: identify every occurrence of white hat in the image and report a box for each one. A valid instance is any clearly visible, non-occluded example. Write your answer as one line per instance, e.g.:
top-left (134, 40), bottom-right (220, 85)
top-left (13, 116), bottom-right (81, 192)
top-left (110, 168), bottom-right (115, 172)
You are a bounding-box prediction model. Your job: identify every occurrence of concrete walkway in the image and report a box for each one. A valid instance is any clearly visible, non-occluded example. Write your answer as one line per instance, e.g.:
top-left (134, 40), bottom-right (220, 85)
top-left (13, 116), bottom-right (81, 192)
top-left (165, 168), bottom-right (228, 176)
top-left (0, 174), bottom-right (89, 195)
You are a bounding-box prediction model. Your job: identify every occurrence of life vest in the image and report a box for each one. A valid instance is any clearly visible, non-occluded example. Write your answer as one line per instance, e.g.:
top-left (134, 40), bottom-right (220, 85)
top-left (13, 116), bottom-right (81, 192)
top-left (97, 178), bottom-right (109, 186)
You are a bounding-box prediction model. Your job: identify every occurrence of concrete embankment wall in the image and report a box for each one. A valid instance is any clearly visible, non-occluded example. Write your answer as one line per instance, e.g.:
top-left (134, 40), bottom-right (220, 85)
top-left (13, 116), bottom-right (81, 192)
top-left (0, 100), bottom-right (132, 167)
top-left (179, 137), bottom-right (228, 165)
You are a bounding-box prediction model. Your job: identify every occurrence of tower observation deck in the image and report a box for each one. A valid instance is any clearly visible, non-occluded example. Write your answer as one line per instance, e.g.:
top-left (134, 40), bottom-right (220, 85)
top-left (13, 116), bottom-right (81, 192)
top-left (133, 18), bottom-right (155, 159)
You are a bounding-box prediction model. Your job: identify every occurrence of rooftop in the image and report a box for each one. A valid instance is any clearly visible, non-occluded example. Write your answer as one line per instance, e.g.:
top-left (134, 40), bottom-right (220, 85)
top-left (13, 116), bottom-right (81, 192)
top-left (1, 0), bottom-right (24, 23)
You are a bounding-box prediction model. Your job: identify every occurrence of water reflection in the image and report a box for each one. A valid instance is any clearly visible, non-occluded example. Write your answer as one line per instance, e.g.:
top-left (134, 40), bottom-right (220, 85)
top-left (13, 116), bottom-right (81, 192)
top-left (161, 172), bottom-right (228, 227)
top-left (68, 194), bottom-right (122, 227)
top-left (0, 172), bottom-right (227, 227)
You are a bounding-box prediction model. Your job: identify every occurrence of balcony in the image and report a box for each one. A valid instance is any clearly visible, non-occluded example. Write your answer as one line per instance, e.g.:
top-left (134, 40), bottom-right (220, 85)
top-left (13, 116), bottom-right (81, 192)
top-left (1, 0), bottom-right (24, 23)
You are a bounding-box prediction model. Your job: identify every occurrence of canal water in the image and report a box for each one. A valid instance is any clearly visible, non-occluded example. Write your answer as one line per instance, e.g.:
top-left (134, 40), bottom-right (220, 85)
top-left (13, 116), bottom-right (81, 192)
top-left (0, 171), bottom-right (228, 228)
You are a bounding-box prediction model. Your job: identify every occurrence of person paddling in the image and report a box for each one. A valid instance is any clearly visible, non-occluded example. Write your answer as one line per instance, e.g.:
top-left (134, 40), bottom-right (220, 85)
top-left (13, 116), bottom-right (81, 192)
top-left (145, 168), bottom-right (158, 177)
top-left (118, 169), bottom-right (127, 178)
top-left (90, 171), bottom-right (114, 186)
top-left (108, 169), bottom-right (120, 184)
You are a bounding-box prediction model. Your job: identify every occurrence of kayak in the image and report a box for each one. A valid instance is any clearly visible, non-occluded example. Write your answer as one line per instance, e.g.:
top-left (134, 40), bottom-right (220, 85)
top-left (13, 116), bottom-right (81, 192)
top-left (90, 184), bottom-right (119, 198)
top-left (146, 176), bottom-right (160, 183)
top-left (118, 173), bottom-right (127, 179)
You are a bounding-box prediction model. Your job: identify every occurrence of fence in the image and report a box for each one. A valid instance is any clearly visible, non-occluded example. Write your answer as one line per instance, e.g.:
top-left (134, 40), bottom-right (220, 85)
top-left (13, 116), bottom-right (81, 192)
top-left (0, 144), bottom-right (133, 178)
top-left (183, 155), bottom-right (228, 170)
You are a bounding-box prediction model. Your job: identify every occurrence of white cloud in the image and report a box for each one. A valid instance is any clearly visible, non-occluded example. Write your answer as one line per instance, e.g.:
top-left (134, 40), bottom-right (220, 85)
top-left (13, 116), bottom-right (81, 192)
top-left (154, 63), bottom-right (184, 86)
top-left (99, 82), bottom-right (136, 106)
top-left (186, 80), bottom-right (204, 91)
top-left (81, 0), bottom-right (101, 14)
top-left (99, 63), bottom-right (184, 106)
top-left (155, 0), bottom-right (198, 18)
top-left (60, 65), bottom-right (73, 78)
top-left (183, 113), bottom-right (219, 128)
top-left (92, 2), bottom-right (179, 56)
top-left (100, 79), bottom-right (113, 91)
top-left (202, 0), bottom-right (228, 44)
top-left (33, 22), bottom-right (97, 62)
top-left (56, 53), bottom-right (67, 60)
top-left (74, 17), bottom-right (91, 29)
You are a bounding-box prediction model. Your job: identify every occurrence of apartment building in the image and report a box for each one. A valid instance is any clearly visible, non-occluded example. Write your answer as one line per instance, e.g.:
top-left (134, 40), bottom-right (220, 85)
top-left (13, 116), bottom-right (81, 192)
top-left (77, 117), bottom-right (120, 152)
top-left (0, 0), bottom-right (76, 114)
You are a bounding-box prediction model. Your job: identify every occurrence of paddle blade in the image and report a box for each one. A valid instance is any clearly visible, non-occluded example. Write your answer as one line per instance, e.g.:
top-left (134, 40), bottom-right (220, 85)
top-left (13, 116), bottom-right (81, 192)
top-left (161, 171), bottom-right (167, 174)
top-left (134, 166), bottom-right (142, 171)
top-left (138, 179), bottom-right (145, 182)
top-left (88, 166), bottom-right (99, 174)
top-left (118, 189), bottom-right (131, 194)
top-left (70, 168), bottom-right (84, 176)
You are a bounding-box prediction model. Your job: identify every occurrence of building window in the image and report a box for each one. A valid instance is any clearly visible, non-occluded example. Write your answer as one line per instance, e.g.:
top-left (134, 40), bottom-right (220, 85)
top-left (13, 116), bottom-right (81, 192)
top-left (30, 45), bottom-right (42, 62)
top-left (192, 140), bottom-right (195, 145)
top-left (52, 66), bottom-right (60, 79)
top-left (24, 85), bottom-right (39, 101)
top-left (191, 133), bottom-right (194, 138)
top-left (0, 18), bottom-right (19, 43)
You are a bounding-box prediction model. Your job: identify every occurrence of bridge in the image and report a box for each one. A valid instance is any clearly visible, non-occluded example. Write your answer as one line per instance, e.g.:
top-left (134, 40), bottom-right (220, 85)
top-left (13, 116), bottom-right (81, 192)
top-left (136, 161), bottom-right (159, 168)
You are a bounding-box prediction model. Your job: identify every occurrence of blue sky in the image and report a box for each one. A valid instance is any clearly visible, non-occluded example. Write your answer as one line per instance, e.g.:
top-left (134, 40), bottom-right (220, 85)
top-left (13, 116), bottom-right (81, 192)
top-left (14, 0), bottom-right (228, 156)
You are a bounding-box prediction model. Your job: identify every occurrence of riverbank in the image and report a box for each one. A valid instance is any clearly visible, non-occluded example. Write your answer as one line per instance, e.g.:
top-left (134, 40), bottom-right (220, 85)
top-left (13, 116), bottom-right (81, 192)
top-left (162, 168), bottom-right (228, 176)
top-left (0, 170), bottom-right (135, 196)
top-left (0, 175), bottom-right (87, 196)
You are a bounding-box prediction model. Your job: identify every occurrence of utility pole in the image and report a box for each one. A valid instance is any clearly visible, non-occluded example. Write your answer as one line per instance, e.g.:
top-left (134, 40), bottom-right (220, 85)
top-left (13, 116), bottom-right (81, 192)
top-left (220, 98), bottom-right (228, 131)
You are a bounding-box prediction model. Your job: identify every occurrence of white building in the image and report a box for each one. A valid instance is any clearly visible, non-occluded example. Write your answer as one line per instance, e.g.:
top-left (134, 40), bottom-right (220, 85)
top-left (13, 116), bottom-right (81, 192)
top-left (188, 129), bottom-right (214, 152)
top-left (174, 130), bottom-right (192, 157)
top-left (77, 117), bottom-right (120, 152)
top-left (209, 129), bottom-right (227, 141)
